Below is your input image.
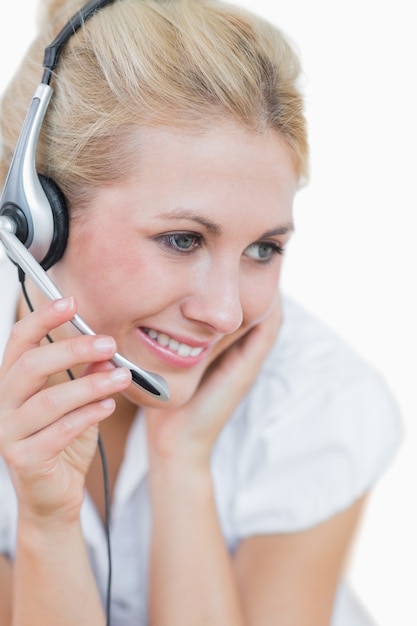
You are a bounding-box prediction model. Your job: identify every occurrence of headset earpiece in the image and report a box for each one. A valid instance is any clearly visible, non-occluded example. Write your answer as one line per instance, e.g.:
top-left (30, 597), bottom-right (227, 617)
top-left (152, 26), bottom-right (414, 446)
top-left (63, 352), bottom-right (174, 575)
top-left (37, 174), bottom-right (69, 270)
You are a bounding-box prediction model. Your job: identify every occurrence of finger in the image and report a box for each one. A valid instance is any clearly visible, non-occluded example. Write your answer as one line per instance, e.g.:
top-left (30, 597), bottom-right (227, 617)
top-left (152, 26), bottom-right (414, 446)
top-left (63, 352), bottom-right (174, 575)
top-left (1, 296), bottom-right (77, 371)
top-left (2, 367), bottom-right (131, 443)
top-left (4, 398), bottom-right (117, 472)
top-left (1, 333), bottom-right (121, 408)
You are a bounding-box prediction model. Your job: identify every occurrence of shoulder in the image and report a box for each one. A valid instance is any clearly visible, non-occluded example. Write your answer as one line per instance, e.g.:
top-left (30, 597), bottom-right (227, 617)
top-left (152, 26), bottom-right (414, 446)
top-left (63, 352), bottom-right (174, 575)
top-left (264, 295), bottom-right (391, 394)
top-left (213, 295), bottom-right (404, 537)
top-left (254, 295), bottom-right (402, 433)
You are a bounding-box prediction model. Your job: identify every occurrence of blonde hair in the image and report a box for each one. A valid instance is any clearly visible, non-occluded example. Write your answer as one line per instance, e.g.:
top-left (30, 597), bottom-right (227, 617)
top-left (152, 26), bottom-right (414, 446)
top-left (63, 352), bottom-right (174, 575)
top-left (1, 0), bottom-right (309, 213)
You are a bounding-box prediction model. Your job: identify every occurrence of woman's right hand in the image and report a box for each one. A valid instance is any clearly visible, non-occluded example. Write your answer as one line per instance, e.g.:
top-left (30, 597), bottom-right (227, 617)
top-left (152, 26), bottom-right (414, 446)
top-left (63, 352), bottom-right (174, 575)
top-left (0, 296), bottom-right (131, 525)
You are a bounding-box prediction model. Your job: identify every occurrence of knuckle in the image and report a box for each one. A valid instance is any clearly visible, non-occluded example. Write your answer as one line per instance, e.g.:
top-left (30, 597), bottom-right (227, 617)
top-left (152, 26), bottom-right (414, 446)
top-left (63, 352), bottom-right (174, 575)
top-left (57, 414), bottom-right (77, 438)
top-left (66, 335), bottom-right (93, 361)
top-left (88, 372), bottom-right (108, 396)
top-left (66, 336), bottom-right (83, 359)
top-left (38, 387), bottom-right (60, 414)
top-left (3, 443), bottom-right (29, 473)
top-left (8, 320), bottom-right (24, 345)
top-left (18, 348), bottom-right (37, 375)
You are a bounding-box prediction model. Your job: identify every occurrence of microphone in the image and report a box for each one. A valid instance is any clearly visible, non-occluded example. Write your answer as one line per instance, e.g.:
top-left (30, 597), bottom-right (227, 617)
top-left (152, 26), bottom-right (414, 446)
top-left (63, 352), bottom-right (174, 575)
top-left (0, 216), bottom-right (170, 401)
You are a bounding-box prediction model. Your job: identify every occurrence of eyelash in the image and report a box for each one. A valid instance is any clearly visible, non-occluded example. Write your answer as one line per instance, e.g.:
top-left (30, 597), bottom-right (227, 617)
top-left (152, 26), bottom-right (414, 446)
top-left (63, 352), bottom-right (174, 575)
top-left (245, 241), bottom-right (285, 263)
top-left (156, 232), bottom-right (202, 253)
top-left (155, 232), bottom-right (285, 262)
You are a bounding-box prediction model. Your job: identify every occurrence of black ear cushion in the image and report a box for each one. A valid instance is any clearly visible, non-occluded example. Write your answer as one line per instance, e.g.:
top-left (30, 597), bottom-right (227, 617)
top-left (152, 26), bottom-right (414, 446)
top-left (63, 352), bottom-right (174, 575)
top-left (38, 174), bottom-right (69, 270)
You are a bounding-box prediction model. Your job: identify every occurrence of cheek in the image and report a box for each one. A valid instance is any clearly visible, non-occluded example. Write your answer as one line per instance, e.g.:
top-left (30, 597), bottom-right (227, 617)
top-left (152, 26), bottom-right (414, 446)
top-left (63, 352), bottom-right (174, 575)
top-left (241, 267), bottom-right (281, 324)
top-left (55, 227), bottom-right (166, 319)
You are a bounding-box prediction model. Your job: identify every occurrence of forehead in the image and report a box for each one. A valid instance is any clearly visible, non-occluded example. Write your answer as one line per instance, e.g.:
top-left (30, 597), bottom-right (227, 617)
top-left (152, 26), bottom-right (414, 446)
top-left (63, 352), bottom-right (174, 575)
top-left (84, 121), bottom-right (298, 233)
top-left (132, 119), bottom-right (297, 173)
top-left (129, 120), bottom-right (296, 194)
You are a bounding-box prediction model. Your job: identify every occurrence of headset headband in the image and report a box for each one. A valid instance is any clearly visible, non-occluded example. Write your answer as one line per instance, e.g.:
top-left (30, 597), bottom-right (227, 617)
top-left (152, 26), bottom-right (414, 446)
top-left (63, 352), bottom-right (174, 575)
top-left (42, 0), bottom-right (115, 84)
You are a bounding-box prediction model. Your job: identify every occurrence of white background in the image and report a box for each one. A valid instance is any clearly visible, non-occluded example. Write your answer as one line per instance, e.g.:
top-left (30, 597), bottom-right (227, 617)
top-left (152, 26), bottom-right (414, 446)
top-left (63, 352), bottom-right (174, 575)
top-left (1, 1), bottom-right (416, 624)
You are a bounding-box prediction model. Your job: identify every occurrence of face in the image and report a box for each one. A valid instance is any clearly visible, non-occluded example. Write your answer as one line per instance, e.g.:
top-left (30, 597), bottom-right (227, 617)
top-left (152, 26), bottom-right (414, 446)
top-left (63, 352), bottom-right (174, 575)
top-left (50, 121), bottom-right (297, 408)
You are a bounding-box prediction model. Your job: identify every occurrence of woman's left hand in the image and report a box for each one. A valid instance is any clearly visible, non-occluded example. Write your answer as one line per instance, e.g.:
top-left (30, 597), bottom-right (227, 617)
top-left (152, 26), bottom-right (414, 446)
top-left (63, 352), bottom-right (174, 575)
top-left (145, 294), bottom-right (282, 468)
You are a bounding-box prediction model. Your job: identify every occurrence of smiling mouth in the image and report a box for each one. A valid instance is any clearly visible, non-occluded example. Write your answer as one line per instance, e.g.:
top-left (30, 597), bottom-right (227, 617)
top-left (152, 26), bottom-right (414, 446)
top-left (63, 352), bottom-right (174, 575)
top-left (142, 328), bottom-right (205, 357)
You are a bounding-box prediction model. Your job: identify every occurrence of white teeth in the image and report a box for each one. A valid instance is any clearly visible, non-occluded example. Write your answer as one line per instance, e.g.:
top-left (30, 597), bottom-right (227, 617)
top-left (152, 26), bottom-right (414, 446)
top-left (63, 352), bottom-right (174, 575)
top-left (157, 333), bottom-right (170, 347)
top-left (144, 329), bottom-right (204, 357)
top-left (178, 343), bottom-right (192, 357)
top-left (168, 338), bottom-right (180, 351)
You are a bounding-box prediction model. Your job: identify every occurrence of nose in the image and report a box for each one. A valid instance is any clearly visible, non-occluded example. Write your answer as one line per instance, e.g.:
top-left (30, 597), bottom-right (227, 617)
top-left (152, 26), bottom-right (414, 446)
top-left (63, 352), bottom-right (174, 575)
top-left (181, 260), bottom-right (243, 335)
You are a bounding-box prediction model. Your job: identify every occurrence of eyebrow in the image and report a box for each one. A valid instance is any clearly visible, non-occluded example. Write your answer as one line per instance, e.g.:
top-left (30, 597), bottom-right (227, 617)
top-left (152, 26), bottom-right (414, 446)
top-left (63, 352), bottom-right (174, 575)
top-left (258, 224), bottom-right (295, 238)
top-left (157, 209), bottom-right (221, 234)
top-left (156, 209), bottom-right (294, 238)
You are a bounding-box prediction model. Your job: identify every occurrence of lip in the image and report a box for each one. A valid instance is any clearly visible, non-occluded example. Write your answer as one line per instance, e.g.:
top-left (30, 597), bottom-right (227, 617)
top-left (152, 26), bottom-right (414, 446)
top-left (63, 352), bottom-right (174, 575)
top-left (137, 327), bottom-right (213, 368)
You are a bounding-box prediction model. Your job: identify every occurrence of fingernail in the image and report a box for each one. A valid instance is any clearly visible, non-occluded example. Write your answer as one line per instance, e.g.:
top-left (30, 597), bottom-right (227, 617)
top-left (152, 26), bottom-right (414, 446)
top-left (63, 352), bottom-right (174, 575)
top-left (93, 337), bottom-right (116, 352)
top-left (100, 398), bottom-right (115, 410)
top-left (110, 367), bottom-right (131, 383)
top-left (53, 296), bottom-right (74, 312)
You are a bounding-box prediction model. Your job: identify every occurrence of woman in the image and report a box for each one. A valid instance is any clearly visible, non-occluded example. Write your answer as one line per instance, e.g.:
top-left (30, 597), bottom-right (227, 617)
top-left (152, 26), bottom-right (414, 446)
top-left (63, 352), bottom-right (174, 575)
top-left (0, 0), bottom-right (402, 624)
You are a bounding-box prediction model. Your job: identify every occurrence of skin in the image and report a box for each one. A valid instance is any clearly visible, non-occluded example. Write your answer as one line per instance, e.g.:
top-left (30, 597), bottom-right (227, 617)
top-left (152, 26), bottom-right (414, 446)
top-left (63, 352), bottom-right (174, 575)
top-left (0, 120), bottom-right (366, 625)
top-left (48, 121), bottom-right (296, 407)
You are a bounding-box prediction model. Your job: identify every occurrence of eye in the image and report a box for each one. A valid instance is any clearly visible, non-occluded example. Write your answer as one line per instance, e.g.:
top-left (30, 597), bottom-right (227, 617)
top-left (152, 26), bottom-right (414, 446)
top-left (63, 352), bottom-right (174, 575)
top-left (157, 232), bottom-right (202, 252)
top-left (245, 241), bottom-right (284, 262)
